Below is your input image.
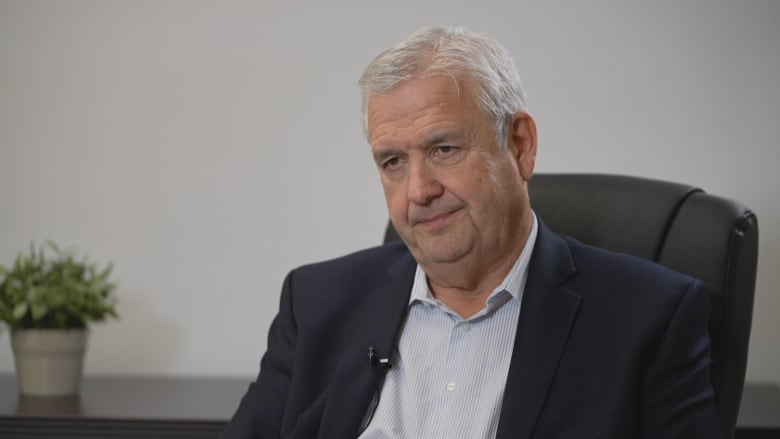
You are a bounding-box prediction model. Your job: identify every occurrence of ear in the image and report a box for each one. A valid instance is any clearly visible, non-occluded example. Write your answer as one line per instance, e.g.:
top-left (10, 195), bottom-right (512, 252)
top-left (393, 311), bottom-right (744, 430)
top-left (507, 112), bottom-right (537, 181)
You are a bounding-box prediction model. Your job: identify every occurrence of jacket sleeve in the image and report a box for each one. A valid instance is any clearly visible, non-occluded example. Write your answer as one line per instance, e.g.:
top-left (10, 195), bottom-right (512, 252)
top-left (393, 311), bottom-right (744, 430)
top-left (641, 279), bottom-right (724, 438)
top-left (222, 270), bottom-right (297, 439)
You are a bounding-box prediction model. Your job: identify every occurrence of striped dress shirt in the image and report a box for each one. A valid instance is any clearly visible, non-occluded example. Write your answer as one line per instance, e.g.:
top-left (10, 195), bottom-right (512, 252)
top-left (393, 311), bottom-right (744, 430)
top-left (359, 215), bottom-right (538, 439)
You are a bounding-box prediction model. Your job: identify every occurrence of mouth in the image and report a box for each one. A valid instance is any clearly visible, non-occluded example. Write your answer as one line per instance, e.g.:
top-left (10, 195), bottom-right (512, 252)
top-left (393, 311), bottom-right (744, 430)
top-left (413, 207), bottom-right (462, 229)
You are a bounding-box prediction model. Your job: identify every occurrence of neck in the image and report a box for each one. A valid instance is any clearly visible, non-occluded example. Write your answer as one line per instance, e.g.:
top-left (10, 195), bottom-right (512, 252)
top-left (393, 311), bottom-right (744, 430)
top-left (422, 214), bottom-right (533, 318)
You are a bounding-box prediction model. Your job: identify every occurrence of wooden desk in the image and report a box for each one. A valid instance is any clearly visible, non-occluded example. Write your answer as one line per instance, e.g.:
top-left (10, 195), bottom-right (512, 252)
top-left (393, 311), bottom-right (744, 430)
top-left (0, 375), bottom-right (777, 438)
top-left (0, 374), bottom-right (249, 438)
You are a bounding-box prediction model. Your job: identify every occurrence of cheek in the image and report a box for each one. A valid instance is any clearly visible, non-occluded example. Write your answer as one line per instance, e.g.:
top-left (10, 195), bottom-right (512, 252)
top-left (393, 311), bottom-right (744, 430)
top-left (383, 184), bottom-right (408, 223)
top-left (455, 163), bottom-right (516, 223)
top-left (443, 164), bottom-right (494, 206)
top-left (485, 156), bottom-right (521, 194)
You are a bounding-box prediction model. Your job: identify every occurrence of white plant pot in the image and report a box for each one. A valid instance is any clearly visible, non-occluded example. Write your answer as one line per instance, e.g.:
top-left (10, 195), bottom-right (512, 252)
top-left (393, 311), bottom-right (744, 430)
top-left (10, 329), bottom-right (88, 397)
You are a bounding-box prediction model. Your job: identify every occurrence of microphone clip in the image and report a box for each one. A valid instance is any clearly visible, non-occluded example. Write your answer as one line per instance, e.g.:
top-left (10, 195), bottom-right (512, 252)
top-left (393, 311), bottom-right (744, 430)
top-left (367, 346), bottom-right (392, 370)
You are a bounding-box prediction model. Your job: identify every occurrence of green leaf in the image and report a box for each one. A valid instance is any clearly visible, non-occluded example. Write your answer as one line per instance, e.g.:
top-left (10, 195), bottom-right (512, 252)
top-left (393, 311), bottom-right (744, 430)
top-left (0, 302), bottom-right (10, 320)
top-left (30, 302), bottom-right (48, 321)
top-left (12, 302), bottom-right (28, 321)
top-left (45, 240), bottom-right (62, 254)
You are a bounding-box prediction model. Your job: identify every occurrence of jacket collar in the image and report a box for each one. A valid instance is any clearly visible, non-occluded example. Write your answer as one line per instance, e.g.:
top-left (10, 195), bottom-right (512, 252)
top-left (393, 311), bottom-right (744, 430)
top-left (313, 249), bottom-right (416, 438)
top-left (495, 219), bottom-right (581, 439)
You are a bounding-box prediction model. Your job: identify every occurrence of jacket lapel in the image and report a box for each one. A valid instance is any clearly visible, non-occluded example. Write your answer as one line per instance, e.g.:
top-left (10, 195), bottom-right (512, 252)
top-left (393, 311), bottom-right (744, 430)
top-left (295, 222), bottom-right (580, 438)
top-left (496, 221), bottom-right (582, 439)
top-left (315, 250), bottom-right (416, 439)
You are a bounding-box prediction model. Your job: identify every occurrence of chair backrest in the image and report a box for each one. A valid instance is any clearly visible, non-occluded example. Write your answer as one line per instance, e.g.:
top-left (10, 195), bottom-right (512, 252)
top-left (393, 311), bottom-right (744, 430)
top-left (383, 173), bottom-right (758, 438)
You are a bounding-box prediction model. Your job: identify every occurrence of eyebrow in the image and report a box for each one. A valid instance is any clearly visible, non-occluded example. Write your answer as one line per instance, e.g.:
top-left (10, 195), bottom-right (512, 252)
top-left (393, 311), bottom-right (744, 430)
top-left (421, 131), bottom-right (460, 147)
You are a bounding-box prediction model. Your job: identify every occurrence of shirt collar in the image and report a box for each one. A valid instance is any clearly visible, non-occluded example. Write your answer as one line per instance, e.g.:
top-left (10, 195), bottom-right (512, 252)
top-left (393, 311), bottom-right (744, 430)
top-left (409, 212), bottom-right (539, 309)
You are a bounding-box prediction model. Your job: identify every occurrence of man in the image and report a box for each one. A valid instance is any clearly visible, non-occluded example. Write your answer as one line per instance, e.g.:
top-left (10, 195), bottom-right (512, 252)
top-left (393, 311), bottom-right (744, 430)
top-left (223, 26), bottom-right (722, 438)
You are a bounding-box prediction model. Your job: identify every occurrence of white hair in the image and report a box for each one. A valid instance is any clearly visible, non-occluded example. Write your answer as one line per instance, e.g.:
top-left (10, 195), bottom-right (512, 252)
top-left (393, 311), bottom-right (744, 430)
top-left (359, 26), bottom-right (527, 147)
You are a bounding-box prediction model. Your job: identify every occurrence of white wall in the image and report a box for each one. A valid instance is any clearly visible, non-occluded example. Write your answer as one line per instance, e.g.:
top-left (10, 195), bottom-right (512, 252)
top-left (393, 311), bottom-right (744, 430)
top-left (0, 1), bottom-right (778, 383)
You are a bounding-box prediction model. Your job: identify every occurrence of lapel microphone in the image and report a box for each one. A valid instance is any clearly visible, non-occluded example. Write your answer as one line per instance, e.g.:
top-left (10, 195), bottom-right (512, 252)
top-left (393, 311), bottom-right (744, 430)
top-left (367, 346), bottom-right (392, 370)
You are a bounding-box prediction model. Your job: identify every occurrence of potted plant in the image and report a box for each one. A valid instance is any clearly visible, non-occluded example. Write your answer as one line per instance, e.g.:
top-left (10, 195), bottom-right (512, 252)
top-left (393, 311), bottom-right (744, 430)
top-left (0, 241), bottom-right (118, 396)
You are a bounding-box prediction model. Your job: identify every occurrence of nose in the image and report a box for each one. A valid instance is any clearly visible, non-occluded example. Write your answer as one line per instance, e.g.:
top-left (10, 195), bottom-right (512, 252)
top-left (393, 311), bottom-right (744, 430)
top-left (406, 159), bottom-right (443, 205)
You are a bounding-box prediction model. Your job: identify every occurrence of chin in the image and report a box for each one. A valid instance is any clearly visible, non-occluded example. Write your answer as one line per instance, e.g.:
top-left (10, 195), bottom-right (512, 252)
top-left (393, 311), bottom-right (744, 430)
top-left (415, 242), bottom-right (470, 265)
top-left (401, 228), bottom-right (473, 263)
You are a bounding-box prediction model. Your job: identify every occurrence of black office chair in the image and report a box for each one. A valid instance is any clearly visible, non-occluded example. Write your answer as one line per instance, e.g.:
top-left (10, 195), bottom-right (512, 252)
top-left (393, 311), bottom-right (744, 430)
top-left (383, 173), bottom-right (758, 439)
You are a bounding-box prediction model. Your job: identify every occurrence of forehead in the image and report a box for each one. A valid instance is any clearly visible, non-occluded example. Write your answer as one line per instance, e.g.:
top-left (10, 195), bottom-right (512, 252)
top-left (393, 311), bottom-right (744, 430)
top-left (366, 75), bottom-right (482, 145)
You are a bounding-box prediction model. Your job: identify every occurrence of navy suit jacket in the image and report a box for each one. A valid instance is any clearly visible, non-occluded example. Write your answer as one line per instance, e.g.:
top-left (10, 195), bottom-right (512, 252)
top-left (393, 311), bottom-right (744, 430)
top-left (223, 221), bottom-right (722, 438)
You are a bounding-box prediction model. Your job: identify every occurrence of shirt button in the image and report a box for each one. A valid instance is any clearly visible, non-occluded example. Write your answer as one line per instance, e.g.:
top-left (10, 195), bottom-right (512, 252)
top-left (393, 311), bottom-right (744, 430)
top-left (446, 382), bottom-right (456, 392)
top-left (462, 322), bottom-right (471, 332)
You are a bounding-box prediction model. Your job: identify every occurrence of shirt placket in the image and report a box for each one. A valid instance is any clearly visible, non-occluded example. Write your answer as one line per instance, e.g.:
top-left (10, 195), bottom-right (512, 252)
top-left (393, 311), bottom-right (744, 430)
top-left (432, 313), bottom-right (474, 439)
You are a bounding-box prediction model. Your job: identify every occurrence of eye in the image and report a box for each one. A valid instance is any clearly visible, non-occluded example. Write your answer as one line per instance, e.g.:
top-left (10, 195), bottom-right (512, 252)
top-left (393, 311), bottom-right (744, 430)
top-left (433, 146), bottom-right (455, 156)
top-left (430, 146), bottom-right (465, 165)
top-left (381, 156), bottom-right (403, 171)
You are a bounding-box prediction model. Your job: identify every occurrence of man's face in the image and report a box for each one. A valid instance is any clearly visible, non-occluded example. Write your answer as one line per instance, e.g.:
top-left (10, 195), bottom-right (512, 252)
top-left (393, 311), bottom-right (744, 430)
top-left (367, 75), bottom-right (536, 269)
